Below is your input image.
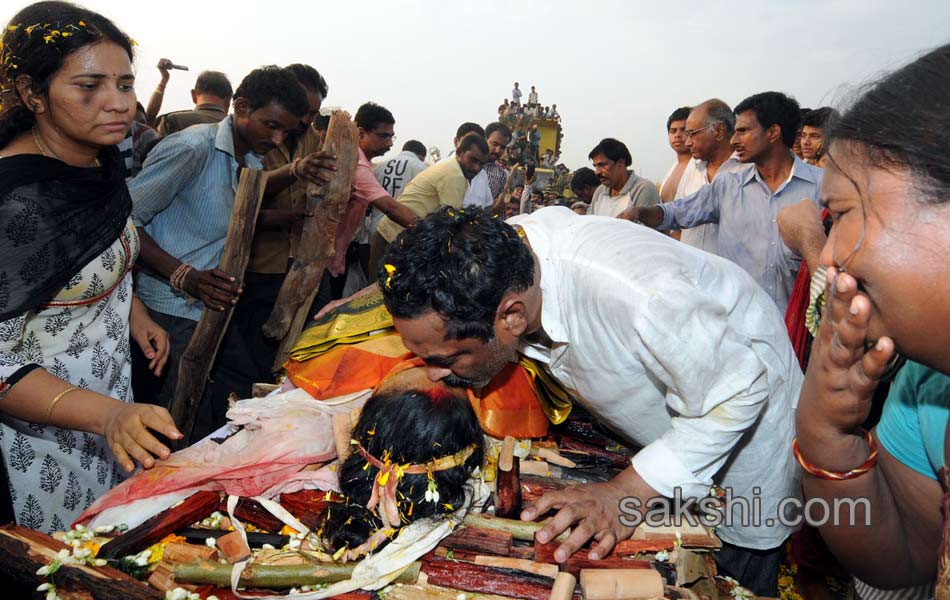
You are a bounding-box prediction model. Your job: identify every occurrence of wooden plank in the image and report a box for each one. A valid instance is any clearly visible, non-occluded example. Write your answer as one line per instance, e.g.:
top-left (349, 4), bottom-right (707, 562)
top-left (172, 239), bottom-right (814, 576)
top-left (439, 526), bottom-right (513, 556)
top-left (0, 525), bottom-right (162, 599)
top-left (169, 168), bottom-right (268, 445)
top-left (422, 557), bottom-right (555, 600)
top-left (265, 110), bottom-right (360, 370)
top-left (97, 490), bottom-right (221, 560)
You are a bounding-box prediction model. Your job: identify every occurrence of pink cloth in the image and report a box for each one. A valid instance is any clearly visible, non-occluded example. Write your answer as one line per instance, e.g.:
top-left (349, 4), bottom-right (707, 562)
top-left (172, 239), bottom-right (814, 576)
top-left (76, 391), bottom-right (363, 525)
top-left (329, 148), bottom-right (389, 275)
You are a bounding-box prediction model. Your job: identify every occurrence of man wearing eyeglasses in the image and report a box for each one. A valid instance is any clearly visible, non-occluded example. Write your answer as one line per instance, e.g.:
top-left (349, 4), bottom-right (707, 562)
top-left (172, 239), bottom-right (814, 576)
top-left (329, 102), bottom-right (419, 278)
top-left (619, 92), bottom-right (823, 312)
top-left (673, 99), bottom-right (743, 254)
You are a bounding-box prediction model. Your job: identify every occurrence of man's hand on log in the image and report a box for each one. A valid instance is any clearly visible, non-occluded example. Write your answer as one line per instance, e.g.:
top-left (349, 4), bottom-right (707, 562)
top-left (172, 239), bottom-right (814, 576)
top-left (296, 150), bottom-right (337, 186)
top-left (104, 403), bottom-right (182, 472)
top-left (520, 467), bottom-right (654, 561)
top-left (182, 269), bottom-right (243, 311)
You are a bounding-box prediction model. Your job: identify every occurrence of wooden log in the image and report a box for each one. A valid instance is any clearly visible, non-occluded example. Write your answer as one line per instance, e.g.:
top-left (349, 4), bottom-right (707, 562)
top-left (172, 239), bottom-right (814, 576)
top-left (0, 525), bottom-right (162, 599)
top-left (162, 542), bottom-right (218, 564)
top-left (279, 489), bottom-right (341, 530)
top-left (220, 497), bottom-right (286, 533)
top-left (173, 559), bottom-right (420, 588)
top-left (385, 582), bottom-right (512, 600)
top-left (462, 513), bottom-right (569, 544)
top-left (533, 447), bottom-right (577, 469)
top-left (495, 455), bottom-right (522, 519)
top-left (579, 568), bottom-right (664, 600)
top-left (169, 169), bottom-right (268, 445)
top-left (148, 562), bottom-right (198, 594)
top-left (179, 527), bottom-right (288, 549)
top-left (499, 436), bottom-right (516, 472)
top-left (556, 437), bottom-right (633, 469)
top-left (439, 526), bottom-right (512, 556)
top-left (534, 542), bottom-right (652, 577)
top-left (97, 490), bottom-right (221, 560)
top-left (422, 557), bottom-right (555, 600)
top-left (550, 571), bottom-right (577, 600)
top-left (520, 460), bottom-right (560, 478)
top-left (473, 555), bottom-right (559, 579)
top-left (265, 111), bottom-right (360, 364)
top-left (521, 474), bottom-right (576, 503)
top-left (216, 529), bottom-right (251, 563)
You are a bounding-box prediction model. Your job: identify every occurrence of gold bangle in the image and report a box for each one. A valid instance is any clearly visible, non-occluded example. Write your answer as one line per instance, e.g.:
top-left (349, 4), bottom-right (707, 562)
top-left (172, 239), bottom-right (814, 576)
top-left (154, 87), bottom-right (164, 96)
top-left (47, 386), bottom-right (81, 424)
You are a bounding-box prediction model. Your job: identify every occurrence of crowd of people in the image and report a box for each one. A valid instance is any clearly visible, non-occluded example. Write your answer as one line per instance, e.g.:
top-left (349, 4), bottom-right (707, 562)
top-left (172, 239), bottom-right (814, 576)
top-left (1, 1), bottom-right (950, 598)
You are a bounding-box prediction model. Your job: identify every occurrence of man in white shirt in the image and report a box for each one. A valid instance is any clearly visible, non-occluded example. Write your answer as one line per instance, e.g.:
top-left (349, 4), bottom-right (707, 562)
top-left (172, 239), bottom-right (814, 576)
top-left (512, 82), bottom-right (522, 104)
top-left (380, 206), bottom-right (801, 596)
top-left (659, 106), bottom-right (693, 205)
top-left (675, 99), bottom-right (743, 254)
top-left (528, 85), bottom-right (538, 106)
top-left (588, 138), bottom-right (660, 217)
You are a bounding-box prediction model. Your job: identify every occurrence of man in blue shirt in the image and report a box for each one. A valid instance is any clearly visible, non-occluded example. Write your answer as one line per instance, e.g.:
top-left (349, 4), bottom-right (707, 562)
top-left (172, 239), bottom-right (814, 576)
top-left (129, 66), bottom-right (321, 439)
top-left (621, 92), bottom-right (822, 312)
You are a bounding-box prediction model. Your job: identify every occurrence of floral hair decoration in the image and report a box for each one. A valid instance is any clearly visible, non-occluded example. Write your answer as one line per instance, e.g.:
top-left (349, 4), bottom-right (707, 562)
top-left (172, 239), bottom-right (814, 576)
top-left (353, 441), bottom-right (477, 528)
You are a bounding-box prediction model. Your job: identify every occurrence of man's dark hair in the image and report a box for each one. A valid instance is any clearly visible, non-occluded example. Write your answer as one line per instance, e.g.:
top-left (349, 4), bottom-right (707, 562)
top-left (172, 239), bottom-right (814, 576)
top-left (456, 122), bottom-right (485, 139)
top-left (734, 91), bottom-right (801, 148)
top-left (829, 43), bottom-right (950, 206)
top-left (195, 70), bottom-right (233, 99)
top-left (457, 132), bottom-right (488, 155)
top-left (402, 139), bottom-right (427, 159)
top-left (802, 106), bottom-right (839, 130)
top-left (285, 63), bottom-right (328, 98)
top-left (485, 122), bottom-right (512, 143)
top-left (314, 114), bottom-right (331, 132)
top-left (380, 207), bottom-right (534, 341)
top-left (570, 167), bottom-right (599, 193)
top-left (0, 1), bottom-right (134, 147)
top-left (355, 102), bottom-right (395, 132)
top-left (588, 138), bottom-right (632, 167)
top-left (234, 66), bottom-right (309, 117)
top-left (667, 106), bottom-right (692, 130)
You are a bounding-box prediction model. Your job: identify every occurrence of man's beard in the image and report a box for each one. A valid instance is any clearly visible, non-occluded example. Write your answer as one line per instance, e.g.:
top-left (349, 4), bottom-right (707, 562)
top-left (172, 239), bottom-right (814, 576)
top-left (441, 336), bottom-right (517, 390)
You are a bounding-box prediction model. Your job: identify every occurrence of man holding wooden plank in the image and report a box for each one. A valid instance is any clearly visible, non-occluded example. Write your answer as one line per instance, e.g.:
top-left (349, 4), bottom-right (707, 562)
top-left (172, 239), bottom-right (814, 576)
top-left (130, 66), bottom-right (334, 439)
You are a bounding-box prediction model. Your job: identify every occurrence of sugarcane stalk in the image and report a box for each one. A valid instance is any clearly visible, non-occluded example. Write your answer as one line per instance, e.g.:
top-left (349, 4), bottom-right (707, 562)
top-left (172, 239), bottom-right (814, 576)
top-left (173, 559), bottom-right (420, 588)
top-left (462, 514), bottom-right (568, 543)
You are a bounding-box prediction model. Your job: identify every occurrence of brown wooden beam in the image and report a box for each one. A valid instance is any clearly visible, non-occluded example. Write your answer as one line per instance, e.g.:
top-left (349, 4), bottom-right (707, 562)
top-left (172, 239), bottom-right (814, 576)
top-left (169, 169), bottom-right (268, 445)
top-left (264, 111), bottom-right (360, 370)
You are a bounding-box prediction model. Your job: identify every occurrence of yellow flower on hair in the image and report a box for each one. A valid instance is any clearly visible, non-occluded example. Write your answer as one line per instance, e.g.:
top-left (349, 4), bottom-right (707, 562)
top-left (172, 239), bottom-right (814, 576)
top-left (78, 20), bottom-right (86, 26)
top-left (383, 264), bottom-right (396, 289)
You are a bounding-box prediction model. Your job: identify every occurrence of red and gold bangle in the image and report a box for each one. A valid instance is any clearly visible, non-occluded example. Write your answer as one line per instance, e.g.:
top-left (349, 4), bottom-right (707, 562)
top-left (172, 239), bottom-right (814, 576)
top-left (792, 430), bottom-right (878, 480)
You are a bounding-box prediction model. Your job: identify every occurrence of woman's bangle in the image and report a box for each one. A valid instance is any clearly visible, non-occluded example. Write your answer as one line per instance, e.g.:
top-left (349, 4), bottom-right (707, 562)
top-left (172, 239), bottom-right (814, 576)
top-left (47, 386), bottom-right (81, 424)
top-left (793, 430), bottom-right (878, 480)
top-left (289, 158), bottom-right (302, 179)
top-left (154, 87), bottom-right (164, 96)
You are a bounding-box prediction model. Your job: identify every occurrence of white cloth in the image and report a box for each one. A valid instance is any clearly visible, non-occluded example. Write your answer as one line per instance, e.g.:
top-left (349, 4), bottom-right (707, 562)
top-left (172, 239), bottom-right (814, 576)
top-left (674, 154), bottom-right (741, 254)
top-left (507, 207), bottom-right (802, 550)
top-left (463, 170), bottom-right (494, 209)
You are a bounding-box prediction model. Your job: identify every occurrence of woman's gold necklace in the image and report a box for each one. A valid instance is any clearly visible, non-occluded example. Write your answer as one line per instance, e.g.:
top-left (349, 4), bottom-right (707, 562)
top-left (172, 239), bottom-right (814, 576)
top-left (32, 127), bottom-right (101, 167)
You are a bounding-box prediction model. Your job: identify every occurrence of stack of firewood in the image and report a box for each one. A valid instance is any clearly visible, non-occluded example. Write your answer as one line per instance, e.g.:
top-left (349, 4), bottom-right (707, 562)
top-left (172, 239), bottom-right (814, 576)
top-left (1, 412), bottom-right (735, 599)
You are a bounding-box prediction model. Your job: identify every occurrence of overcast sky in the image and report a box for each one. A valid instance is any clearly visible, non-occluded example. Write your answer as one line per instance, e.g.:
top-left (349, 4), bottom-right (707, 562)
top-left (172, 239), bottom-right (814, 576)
top-left (11, 1), bottom-right (950, 181)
